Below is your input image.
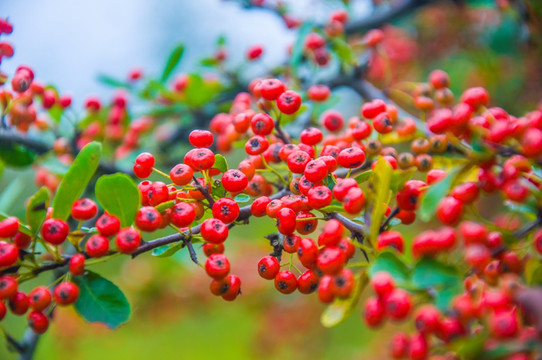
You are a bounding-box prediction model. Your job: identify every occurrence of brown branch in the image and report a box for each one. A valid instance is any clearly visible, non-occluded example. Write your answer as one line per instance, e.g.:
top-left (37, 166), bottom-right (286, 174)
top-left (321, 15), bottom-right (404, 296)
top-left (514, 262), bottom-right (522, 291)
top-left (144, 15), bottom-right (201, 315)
top-left (379, 206), bottom-right (400, 233)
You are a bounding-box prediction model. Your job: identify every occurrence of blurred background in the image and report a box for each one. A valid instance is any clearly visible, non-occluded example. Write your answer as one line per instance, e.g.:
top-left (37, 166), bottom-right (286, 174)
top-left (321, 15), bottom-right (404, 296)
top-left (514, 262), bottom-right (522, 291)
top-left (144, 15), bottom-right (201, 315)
top-left (0, 0), bottom-right (541, 358)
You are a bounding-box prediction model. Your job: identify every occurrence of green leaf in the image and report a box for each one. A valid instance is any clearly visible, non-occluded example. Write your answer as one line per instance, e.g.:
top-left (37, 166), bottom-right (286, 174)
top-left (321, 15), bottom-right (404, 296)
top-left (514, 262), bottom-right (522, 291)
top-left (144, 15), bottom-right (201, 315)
top-left (211, 180), bottom-right (225, 199)
top-left (0, 158), bottom-right (4, 177)
top-left (184, 74), bottom-right (222, 107)
top-left (319, 205), bottom-right (344, 213)
top-left (0, 212), bottom-right (32, 236)
top-left (152, 243), bottom-right (184, 258)
top-left (26, 187), bottom-right (51, 236)
top-left (390, 168), bottom-right (417, 192)
top-left (199, 57), bottom-right (220, 67)
top-left (48, 104), bottom-right (63, 123)
top-left (321, 272), bottom-right (368, 327)
top-left (525, 258), bottom-right (542, 286)
top-left (369, 251), bottom-right (410, 286)
top-left (368, 158), bottom-right (393, 246)
top-left (73, 271), bottom-right (131, 329)
top-left (217, 35), bottom-right (226, 47)
top-left (95, 173), bottom-right (140, 228)
top-left (325, 173), bottom-right (337, 192)
top-left (418, 167), bottom-right (460, 222)
top-left (290, 22), bottom-right (313, 75)
top-left (52, 142), bottom-right (102, 221)
top-left (155, 200), bottom-right (175, 213)
top-left (97, 74), bottom-right (131, 88)
top-left (354, 170), bottom-right (372, 184)
top-left (212, 154), bottom-right (228, 173)
top-left (161, 44), bottom-right (184, 82)
top-left (330, 37), bottom-right (356, 65)
top-left (0, 143), bottom-right (36, 167)
top-left (234, 194), bottom-right (251, 203)
top-left (412, 257), bottom-right (462, 311)
top-left (38, 155), bottom-right (70, 175)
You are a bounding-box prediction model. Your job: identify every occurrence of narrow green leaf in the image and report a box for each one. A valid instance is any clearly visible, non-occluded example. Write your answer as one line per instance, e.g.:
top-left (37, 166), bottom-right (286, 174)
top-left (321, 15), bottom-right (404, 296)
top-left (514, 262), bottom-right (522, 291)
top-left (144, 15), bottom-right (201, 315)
top-left (95, 173), bottom-right (140, 227)
top-left (213, 154), bottom-right (228, 173)
top-left (369, 251), bottom-right (410, 286)
top-left (0, 158), bottom-right (4, 177)
top-left (319, 205), bottom-right (344, 213)
top-left (321, 272), bottom-right (368, 327)
top-left (52, 142), bottom-right (102, 221)
top-left (418, 167), bottom-right (461, 222)
top-left (73, 271), bottom-right (131, 329)
top-left (354, 170), bottom-right (372, 184)
top-left (161, 44), bottom-right (184, 82)
top-left (97, 74), bottom-right (131, 88)
top-left (48, 104), bottom-right (63, 123)
top-left (152, 243), bottom-right (184, 258)
top-left (368, 158), bottom-right (393, 247)
top-left (155, 200), bottom-right (175, 213)
top-left (234, 194), bottom-right (251, 203)
top-left (26, 187), bottom-right (51, 236)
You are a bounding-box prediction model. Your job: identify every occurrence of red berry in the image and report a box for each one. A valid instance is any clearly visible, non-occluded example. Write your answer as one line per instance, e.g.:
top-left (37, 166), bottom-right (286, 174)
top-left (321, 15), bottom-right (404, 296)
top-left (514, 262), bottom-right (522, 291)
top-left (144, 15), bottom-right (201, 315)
top-left (332, 178), bottom-right (357, 202)
top-left (377, 231), bottom-right (404, 253)
top-left (277, 90), bottom-right (302, 115)
top-left (220, 275), bottom-right (241, 301)
top-left (212, 198), bottom-right (240, 224)
top-left (205, 253), bottom-right (230, 280)
top-left (276, 207), bottom-right (296, 235)
top-left (319, 219), bottom-right (344, 247)
top-left (300, 127), bottom-right (323, 145)
top-left (390, 332), bottom-right (410, 359)
top-left (287, 150), bottom-right (311, 174)
top-left (307, 84), bottom-right (330, 102)
top-left (133, 152), bottom-right (155, 178)
top-left (260, 79), bottom-right (286, 100)
top-left (331, 268), bottom-right (354, 298)
top-left (171, 202), bottom-right (196, 228)
top-left (364, 296), bottom-right (385, 327)
top-left (385, 289), bottom-right (412, 320)
top-left (41, 218), bottom-right (69, 245)
top-left (9, 291), bottom-right (29, 315)
top-left (490, 310), bottom-right (518, 339)
top-left (53, 282), bottom-right (80, 306)
top-left (115, 228), bottom-right (142, 254)
top-left (222, 169), bottom-right (248, 193)
top-left (451, 182), bottom-right (479, 204)
top-left (189, 130), bottom-right (214, 148)
top-left (317, 246), bottom-right (346, 275)
top-left (304, 159), bottom-right (328, 183)
top-left (246, 44), bottom-right (263, 60)
top-left (274, 270), bottom-right (298, 294)
top-left (521, 128), bottom-right (542, 157)
top-left (415, 305), bottom-right (441, 334)
top-left (295, 211), bottom-right (318, 235)
top-left (0, 275), bottom-right (18, 299)
top-left (258, 256), bottom-right (280, 280)
top-left (342, 187), bottom-right (365, 214)
top-left (371, 271), bottom-right (395, 298)
top-left (283, 234), bottom-right (301, 253)
top-left (297, 237), bottom-right (319, 268)
top-left (308, 185), bottom-right (332, 209)
top-left (461, 87), bottom-right (489, 109)
top-left (361, 99), bottom-right (386, 119)
top-left (0, 216), bottom-right (19, 238)
top-left (245, 135), bottom-right (269, 156)
top-left (170, 164), bottom-right (194, 186)
top-left (436, 196), bottom-right (464, 226)
top-left (28, 310), bottom-right (49, 334)
top-left (318, 275), bottom-right (335, 303)
top-left (373, 112), bottom-right (394, 134)
top-left (202, 243), bottom-right (224, 257)
top-left (321, 110), bottom-right (344, 132)
top-left (409, 333), bottom-right (428, 360)
top-left (297, 270), bottom-right (319, 294)
top-left (69, 254), bottom-right (85, 276)
top-left (85, 234), bottom-right (110, 258)
top-left (201, 218), bottom-right (229, 244)
top-left (337, 147), bottom-right (366, 168)
top-left (135, 206), bottom-right (162, 232)
top-left (184, 148), bottom-right (215, 171)
top-left (29, 286), bottom-right (52, 312)
top-left (251, 196), bottom-right (271, 217)
top-left (147, 181), bottom-right (169, 206)
top-left (96, 214), bottom-right (121, 237)
top-left (0, 241), bottom-right (18, 267)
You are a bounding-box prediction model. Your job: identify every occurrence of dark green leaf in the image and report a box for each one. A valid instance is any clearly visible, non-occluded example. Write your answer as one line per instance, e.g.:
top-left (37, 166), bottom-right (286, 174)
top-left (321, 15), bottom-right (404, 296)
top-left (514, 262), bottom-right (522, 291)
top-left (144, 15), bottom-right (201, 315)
top-left (73, 271), bottom-right (131, 329)
top-left (152, 243), bottom-right (184, 258)
top-left (412, 257), bottom-right (459, 289)
top-left (26, 187), bottom-right (50, 236)
top-left (321, 272), bottom-right (368, 327)
top-left (161, 44), bottom-right (184, 82)
top-left (95, 173), bottom-right (140, 227)
top-left (369, 251), bottom-right (410, 286)
top-left (418, 167), bottom-right (460, 222)
top-left (0, 158), bottom-right (4, 177)
top-left (97, 74), bottom-right (131, 88)
top-left (0, 143), bottom-right (36, 167)
top-left (234, 194), bottom-right (251, 203)
top-left (325, 173), bottom-right (337, 192)
top-left (213, 154), bottom-right (228, 173)
top-left (354, 170), bottom-right (372, 184)
top-left (52, 142), bottom-right (102, 221)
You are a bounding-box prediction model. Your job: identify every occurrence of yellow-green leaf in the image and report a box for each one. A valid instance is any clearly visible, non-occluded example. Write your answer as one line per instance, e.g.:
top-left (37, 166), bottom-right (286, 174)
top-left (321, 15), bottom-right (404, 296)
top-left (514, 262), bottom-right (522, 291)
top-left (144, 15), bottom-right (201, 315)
top-left (321, 271), bottom-right (368, 327)
top-left (368, 158), bottom-right (393, 247)
top-left (26, 187), bottom-right (51, 236)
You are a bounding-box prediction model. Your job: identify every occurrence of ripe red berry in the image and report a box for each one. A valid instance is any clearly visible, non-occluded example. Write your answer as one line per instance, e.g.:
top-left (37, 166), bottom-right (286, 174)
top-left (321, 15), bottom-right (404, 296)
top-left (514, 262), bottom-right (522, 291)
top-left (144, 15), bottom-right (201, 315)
top-left (390, 333), bottom-right (410, 359)
top-left (297, 237), bottom-right (319, 268)
top-left (297, 270), bottom-right (319, 294)
top-left (29, 286), bottom-right (52, 312)
top-left (28, 310), bottom-right (49, 334)
top-left (308, 185), bottom-right (333, 209)
top-left (201, 218), bottom-right (229, 244)
top-left (415, 305), bottom-right (441, 335)
top-left (461, 87), bottom-right (489, 109)
top-left (337, 147), bottom-right (366, 168)
top-left (331, 268), bottom-right (355, 298)
top-left (452, 182), bottom-right (479, 204)
top-left (0, 275), bottom-right (18, 299)
top-left (304, 159), bottom-right (328, 183)
top-left (205, 253), bottom-right (230, 280)
top-left (385, 289), bottom-right (412, 320)
top-left (300, 127), bottom-right (323, 145)
top-left (133, 152), bottom-right (155, 178)
top-left (277, 90), bottom-right (302, 115)
top-left (319, 219), bottom-right (344, 247)
top-left (115, 227), bottom-right (142, 254)
top-left (342, 187), bottom-right (365, 214)
top-left (409, 333), bottom-right (428, 360)
top-left (317, 246), bottom-right (346, 275)
top-left (260, 79), bottom-right (286, 100)
top-left (202, 243), bottom-right (224, 257)
top-left (147, 181), bottom-right (169, 206)
top-left (258, 256), bottom-right (280, 280)
top-left (169, 164), bottom-right (194, 186)
top-left (373, 112), bottom-right (394, 134)
top-left (13, 232), bottom-right (31, 249)
top-left (287, 150), bottom-right (311, 174)
top-left (69, 254), bottom-right (85, 276)
top-left (170, 202), bottom-right (196, 228)
top-left (321, 110), bottom-right (344, 132)
top-left (53, 282), bottom-right (80, 306)
top-left (0, 241), bottom-right (18, 267)
top-left (521, 128), bottom-right (542, 157)
top-left (364, 296), bottom-right (385, 327)
top-left (9, 291), bottom-right (30, 315)
top-left (41, 218), bottom-right (69, 245)
top-left (276, 207), bottom-right (296, 235)
top-left (135, 206), bottom-right (162, 232)
top-left (245, 135), bottom-right (269, 156)
top-left (96, 214), bottom-right (121, 237)
top-left (283, 234), bottom-right (301, 253)
top-left (212, 198), bottom-right (240, 224)
top-left (361, 99), bottom-right (386, 119)
top-left (274, 270), bottom-right (298, 294)
top-left (251, 113), bottom-right (275, 135)
top-left (222, 169), bottom-right (248, 193)
top-left (184, 148), bottom-right (215, 171)
top-left (189, 129), bottom-right (214, 148)
top-left (436, 196), bottom-right (464, 226)
top-left (377, 231), bottom-right (404, 253)
top-left (307, 84), bottom-right (330, 102)
top-left (85, 234), bottom-right (110, 258)
top-left (0, 216), bottom-right (19, 238)
top-left (295, 211), bottom-right (317, 235)
top-left (332, 178), bottom-right (357, 202)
